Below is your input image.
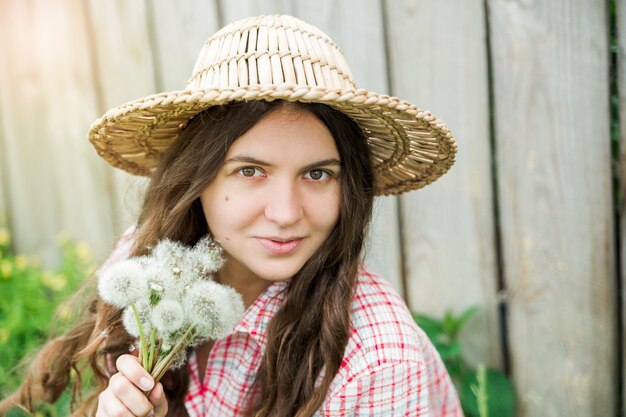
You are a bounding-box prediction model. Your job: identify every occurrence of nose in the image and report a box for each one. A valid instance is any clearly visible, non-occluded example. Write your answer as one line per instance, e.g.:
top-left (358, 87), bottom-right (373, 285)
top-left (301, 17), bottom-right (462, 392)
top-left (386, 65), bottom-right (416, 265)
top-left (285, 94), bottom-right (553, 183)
top-left (264, 181), bottom-right (304, 227)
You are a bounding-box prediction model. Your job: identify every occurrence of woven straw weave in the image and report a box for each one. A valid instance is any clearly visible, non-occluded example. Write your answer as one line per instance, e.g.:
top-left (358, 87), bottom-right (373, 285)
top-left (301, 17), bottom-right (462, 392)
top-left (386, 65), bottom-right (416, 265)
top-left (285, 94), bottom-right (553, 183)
top-left (88, 15), bottom-right (456, 195)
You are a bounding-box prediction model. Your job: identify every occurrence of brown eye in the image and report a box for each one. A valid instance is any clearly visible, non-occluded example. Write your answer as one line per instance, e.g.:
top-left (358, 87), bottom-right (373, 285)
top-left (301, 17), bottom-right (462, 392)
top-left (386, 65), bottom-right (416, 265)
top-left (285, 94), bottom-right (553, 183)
top-left (305, 169), bottom-right (329, 181)
top-left (240, 167), bottom-right (258, 177)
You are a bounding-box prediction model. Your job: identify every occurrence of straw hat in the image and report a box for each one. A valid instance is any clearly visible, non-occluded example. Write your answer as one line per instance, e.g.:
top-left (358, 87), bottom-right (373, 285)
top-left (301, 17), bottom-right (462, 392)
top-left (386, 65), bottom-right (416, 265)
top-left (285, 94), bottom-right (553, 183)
top-left (88, 14), bottom-right (456, 196)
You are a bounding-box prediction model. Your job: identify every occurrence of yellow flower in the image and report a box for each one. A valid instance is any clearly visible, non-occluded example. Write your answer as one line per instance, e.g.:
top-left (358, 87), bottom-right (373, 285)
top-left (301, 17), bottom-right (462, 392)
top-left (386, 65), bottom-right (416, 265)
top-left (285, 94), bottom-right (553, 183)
top-left (0, 328), bottom-right (9, 343)
top-left (75, 242), bottom-right (92, 263)
top-left (15, 255), bottom-right (27, 271)
top-left (1, 259), bottom-right (12, 279)
top-left (41, 272), bottom-right (67, 291)
top-left (0, 228), bottom-right (10, 246)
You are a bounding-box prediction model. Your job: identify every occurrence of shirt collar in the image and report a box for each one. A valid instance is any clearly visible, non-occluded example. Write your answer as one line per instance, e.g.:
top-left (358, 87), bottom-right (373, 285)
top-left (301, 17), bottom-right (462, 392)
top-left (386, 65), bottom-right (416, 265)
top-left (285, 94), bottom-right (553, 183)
top-left (230, 280), bottom-right (289, 349)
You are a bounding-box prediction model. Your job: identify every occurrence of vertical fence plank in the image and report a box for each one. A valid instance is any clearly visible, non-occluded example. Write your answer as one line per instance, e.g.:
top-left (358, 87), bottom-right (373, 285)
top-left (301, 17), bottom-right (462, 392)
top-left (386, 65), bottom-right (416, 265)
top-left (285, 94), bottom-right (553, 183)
top-left (147, 0), bottom-right (220, 91)
top-left (84, 0), bottom-right (157, 240)
top-left (219, 0), bottom-right (404, 292)
top-left (385, 0), bottom-right (501, 369)
top-left (0, 0), bottom-right (116, 264)
top-left (488, 1), bottom-right (615, 415)
top-left (0, 38), bottom-right (10, 221)
top-left (617, 0), bottom-right (626, 413)
top-left (219, 0), bottom-right (293, 22)
top-left (0, 21), bottom-right (8, 219)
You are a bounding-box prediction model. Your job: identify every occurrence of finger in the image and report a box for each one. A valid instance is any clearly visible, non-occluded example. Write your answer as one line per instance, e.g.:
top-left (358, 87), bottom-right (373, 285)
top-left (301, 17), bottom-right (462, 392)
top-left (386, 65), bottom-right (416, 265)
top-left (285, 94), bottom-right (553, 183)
top-left (148, 383), bottom-right (169, 417)
top-left (98, 386), bottom-right (135, 417)
top-left (109, 372), bottom-right (154, 416)
top-left (116, 354), bottom-right (155, 392)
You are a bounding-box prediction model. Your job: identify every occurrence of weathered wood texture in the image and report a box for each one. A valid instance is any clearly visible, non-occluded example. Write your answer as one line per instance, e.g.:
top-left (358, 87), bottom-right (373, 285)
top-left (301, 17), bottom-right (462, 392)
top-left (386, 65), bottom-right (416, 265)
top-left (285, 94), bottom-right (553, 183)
top-left (84, 0), bottom-right (155, 243)
top-left (618, 0), bottom-right (626, 414)
top-left (0, 31), bottom-right (9, 219)
top-left (147, 0), bottom-right (220, 92)
top-left (0, 0), bottom-right (116, 263)
top-left (384, 0), bottom-right (501, 369)
top-left (488, 0), bottom-right (616, 415)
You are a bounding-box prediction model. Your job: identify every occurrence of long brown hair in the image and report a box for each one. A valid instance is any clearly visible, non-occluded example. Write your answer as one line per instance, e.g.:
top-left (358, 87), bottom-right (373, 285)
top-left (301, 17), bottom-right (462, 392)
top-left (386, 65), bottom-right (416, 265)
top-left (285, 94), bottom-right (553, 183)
top-left (0, 100), bottom-right (374, 417)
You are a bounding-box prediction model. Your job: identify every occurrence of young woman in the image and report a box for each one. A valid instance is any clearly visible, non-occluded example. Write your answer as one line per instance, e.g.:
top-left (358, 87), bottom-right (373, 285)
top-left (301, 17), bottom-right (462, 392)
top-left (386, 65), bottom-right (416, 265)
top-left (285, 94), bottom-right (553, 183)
top-left (2, 15), bottom-right (461, 417)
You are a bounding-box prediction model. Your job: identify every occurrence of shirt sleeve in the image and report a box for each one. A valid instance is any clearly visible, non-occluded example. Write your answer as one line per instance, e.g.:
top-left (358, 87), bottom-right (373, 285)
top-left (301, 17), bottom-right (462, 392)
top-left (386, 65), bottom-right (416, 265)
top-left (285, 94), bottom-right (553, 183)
top-left (321, 360), bottom-right (430, 417)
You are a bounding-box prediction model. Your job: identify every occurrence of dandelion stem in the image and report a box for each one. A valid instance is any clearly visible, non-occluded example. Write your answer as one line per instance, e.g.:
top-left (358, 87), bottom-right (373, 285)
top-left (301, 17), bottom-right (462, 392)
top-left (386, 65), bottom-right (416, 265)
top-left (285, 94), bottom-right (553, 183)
top-left (148, 327), bottom-right (157, 373)
top-left (150, 325), bottom-right (195, 384)
top-left (131, 303), bottom-right (148, 369)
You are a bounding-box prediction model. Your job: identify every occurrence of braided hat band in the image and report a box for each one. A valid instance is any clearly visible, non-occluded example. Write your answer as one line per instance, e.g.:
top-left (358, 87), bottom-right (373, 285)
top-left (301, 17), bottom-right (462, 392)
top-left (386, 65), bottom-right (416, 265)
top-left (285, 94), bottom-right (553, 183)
top-left (88, 15), bottom-right (456, 196)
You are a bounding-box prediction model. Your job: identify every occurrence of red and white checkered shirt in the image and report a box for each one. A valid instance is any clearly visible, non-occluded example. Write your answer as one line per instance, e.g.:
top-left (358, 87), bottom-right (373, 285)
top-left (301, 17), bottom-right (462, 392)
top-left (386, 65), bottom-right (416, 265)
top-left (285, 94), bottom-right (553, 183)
top-left (99, 229), bottom-right (462, 416)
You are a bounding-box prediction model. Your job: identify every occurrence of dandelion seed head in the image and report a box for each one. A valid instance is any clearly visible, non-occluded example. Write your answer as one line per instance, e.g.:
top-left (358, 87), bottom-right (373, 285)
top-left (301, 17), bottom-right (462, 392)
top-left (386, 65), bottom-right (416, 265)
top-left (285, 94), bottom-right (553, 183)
top-left (189, 236), bottom-right (224, 274)
top-left (142, 265), bottom-right (177, 304)
top-left (152, 239), bottom-right (186, 268)
top-left (122, 302), bottom-right (152, 338)
top-left (222, 287), bottom-right (245, 330)
top-left (152, 299), bottom-right (185, 335)
top-left (184, 281), bottom-right (245, 340)
top-left (98, 259), bottom-right (147, 308)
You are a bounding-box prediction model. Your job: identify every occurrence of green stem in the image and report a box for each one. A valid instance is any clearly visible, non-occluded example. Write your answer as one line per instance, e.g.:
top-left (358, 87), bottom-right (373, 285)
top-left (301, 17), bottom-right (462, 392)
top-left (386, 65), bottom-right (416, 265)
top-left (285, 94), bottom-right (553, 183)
top-left (148, 328), bottom-right (157, 372)
top-left (150, 325), bottom-right (195, 385)
top-left (131, 303), bottom-right (148, 369)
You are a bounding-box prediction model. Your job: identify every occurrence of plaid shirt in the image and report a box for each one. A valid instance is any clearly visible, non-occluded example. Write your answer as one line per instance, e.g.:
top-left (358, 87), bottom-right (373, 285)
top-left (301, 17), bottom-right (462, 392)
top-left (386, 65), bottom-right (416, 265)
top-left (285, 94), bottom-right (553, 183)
top-left (100, 230), bottom-right (462, 416)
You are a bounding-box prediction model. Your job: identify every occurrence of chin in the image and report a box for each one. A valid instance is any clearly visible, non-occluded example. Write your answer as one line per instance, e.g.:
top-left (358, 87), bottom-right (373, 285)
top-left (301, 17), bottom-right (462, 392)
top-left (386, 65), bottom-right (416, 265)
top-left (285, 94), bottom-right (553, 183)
top-left (255, 263), bottom-right (305, 282)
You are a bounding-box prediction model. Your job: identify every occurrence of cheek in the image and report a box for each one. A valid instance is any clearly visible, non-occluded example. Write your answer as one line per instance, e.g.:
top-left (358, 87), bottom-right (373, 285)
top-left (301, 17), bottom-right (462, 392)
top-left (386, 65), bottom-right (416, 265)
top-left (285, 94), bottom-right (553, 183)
top-left (202, 192), bottom-right (262, 236)
top-left (310, 190), bottom-right (341, 230)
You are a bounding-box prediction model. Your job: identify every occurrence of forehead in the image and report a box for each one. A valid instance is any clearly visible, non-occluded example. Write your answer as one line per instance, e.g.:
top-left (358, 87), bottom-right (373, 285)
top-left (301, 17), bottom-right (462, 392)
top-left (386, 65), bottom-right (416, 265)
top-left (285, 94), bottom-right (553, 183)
top-left (225, 106), bottom-right (340, 160)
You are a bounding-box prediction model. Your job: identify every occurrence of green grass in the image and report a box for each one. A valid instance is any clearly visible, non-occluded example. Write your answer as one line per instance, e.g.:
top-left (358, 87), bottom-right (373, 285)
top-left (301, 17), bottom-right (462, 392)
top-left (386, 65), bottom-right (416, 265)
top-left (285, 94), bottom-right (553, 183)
top-left (0, 215), bottom-right (94, 416)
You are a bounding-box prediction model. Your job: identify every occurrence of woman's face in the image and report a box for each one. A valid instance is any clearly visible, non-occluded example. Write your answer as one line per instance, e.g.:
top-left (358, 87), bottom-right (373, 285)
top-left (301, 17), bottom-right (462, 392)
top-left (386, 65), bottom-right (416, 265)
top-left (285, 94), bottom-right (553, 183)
top-left (200, 106), bottom-right (341, 284)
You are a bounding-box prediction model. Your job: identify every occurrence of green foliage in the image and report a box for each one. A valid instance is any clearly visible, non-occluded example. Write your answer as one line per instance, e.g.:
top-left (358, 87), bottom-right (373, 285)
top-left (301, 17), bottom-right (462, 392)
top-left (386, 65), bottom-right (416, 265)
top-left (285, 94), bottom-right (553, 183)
top-left (0, 215), bottom-right (94, 416)
top-left (462, 366), bottom-right (515, 417)
top-left (412, 307), bottom-right (515, 417)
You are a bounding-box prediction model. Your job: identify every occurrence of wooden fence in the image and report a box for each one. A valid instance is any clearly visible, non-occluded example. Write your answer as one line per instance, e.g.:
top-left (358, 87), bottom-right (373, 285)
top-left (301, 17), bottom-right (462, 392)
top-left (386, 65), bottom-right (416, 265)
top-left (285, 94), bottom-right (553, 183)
top-left (0, 1), bottom-right (618, 415)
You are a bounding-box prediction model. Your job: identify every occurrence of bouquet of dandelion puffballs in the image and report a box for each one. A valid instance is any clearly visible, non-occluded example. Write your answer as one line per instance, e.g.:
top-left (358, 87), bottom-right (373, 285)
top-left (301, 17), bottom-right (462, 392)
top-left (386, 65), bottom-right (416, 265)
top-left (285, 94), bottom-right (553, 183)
top-left (98, 236), bottom-right (244, 385)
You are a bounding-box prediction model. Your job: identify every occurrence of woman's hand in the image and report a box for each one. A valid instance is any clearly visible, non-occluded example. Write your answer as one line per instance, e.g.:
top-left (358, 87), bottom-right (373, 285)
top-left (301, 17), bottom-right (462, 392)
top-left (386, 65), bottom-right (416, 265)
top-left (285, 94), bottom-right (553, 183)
top-left (96, 354), bottom-right (168, 417)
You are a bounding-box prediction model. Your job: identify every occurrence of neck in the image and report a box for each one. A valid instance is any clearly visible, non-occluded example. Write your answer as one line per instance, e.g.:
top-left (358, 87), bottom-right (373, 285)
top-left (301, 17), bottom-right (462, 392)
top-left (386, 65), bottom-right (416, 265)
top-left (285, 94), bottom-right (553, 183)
top-left (215, 262), bottom-right (273, 309)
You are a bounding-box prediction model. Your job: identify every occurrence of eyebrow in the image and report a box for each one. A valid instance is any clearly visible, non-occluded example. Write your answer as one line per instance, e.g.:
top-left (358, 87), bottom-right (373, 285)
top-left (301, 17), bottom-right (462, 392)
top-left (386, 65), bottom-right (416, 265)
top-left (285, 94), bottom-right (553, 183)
top-left (224, 155), bottom-right (342, 171)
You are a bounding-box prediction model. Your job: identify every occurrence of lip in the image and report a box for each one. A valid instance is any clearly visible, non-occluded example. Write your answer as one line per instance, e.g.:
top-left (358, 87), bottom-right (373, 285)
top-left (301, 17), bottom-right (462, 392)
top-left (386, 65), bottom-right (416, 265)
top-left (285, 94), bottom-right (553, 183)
top-left (255, 237), bottom-right (303, 255)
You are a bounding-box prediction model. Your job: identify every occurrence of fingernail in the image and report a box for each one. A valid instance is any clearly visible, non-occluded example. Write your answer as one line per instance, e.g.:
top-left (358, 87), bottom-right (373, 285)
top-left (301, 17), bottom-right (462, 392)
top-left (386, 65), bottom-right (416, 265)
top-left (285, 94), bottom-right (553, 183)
top-left (139, 376), bottom-right (154, 391)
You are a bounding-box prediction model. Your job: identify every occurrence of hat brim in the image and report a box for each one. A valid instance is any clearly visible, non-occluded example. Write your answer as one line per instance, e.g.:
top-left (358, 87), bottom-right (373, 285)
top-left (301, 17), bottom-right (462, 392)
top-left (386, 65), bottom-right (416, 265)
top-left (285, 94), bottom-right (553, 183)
top-left (88, 85), bottom-right (456, 196)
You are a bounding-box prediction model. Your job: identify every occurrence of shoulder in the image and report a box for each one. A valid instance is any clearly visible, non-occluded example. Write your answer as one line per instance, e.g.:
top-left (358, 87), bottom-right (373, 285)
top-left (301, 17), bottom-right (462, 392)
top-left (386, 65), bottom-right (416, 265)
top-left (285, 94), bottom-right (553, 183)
top-left (347, 266), bottom-right (426, 367)
top-left (328, 266), bottom-right (431, 388)
top-left (321, 267), bottom-right (463, 416)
